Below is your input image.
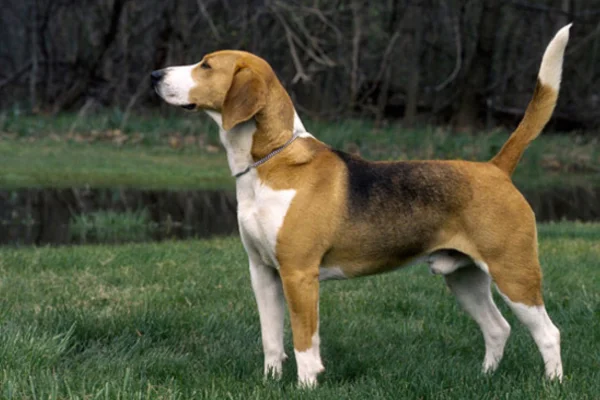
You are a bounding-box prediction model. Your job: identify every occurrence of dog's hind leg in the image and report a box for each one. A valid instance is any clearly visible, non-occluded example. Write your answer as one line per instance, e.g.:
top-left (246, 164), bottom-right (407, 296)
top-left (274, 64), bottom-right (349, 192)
top-left (249, 258), bottom-right (287, 379)
top-left (445, 264), bottom-right (511, 373)
top-left (491, 255), bottom-right (563, 381)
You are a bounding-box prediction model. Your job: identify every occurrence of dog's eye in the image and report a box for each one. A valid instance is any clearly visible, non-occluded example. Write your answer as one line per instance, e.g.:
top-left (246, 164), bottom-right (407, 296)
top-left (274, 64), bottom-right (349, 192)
top-left (201, 62), bottom-right (211, 70)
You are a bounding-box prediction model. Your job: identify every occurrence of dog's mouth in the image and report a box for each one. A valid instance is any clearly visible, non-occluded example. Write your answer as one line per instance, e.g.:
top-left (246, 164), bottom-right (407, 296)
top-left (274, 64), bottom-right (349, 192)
top-left (181, 104), bottom-right (196, 110)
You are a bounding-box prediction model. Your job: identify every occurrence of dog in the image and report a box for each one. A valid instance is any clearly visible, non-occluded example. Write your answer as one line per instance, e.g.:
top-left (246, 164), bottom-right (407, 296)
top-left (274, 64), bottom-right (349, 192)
top-left (151, 24), bottom-right (570, 387)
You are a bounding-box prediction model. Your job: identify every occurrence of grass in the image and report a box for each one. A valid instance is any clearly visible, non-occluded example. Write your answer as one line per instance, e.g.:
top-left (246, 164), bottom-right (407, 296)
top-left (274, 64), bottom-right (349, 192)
top-left (69, 209), bottom-right (155, 244)
top-left (1, 111), bottom-right (598, 190)
top-left (0, 221), bottom-right (599, 399)
top-left (0, 140), bottom-right (231, 190)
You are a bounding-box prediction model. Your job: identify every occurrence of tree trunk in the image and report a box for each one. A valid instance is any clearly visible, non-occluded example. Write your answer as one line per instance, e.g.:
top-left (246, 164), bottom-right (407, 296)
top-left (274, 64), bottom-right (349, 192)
top-left (51, 0), bottom-right (128, 113)
top-left (29, 0), bottom-right (38, 112)
top-left (452, 1), bottom-right (502, 132)
top-left (350, 0), bottom-right (364, 109)
top-left (404, 2), bottom-right (424, 127)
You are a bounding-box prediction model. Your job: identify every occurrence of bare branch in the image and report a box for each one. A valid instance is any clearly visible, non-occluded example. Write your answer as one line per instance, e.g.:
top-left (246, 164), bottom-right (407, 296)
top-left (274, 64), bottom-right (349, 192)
top-left (434, 3), bottom-right (462, 92)
top-left (196, 0), bottom-right (221, 41)
top-left (271, 10), bottom-right (310, 83)
top-left (0, 63), bottom-right (32, 90)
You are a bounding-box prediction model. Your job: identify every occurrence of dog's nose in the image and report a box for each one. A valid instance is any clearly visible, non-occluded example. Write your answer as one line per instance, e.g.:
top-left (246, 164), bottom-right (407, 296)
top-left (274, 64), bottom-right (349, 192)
top-left (150, 70), bottom-right (164, 86)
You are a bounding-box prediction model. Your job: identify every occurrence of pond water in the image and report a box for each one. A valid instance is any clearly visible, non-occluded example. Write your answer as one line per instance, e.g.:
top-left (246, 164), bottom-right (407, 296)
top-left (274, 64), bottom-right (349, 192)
top-left (1, 186), bottom-right (598, 246)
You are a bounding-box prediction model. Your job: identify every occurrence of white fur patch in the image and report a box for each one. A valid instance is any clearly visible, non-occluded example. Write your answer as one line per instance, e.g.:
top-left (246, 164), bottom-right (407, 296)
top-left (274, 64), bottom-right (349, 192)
top-left (206, 110), bottom-right (256, 176)
top-left (294, 111), bottom-right (315, 138)
top-left (538, 24), bottom-right (571, 91)
top-left (295, 332), bottom-right (324, 388)
top-left (238, 182), bottom-right (296, 268)
top-left (498, 291), bottom-right (563, 380)
top-left (155, 64), bottom-right (198, 106)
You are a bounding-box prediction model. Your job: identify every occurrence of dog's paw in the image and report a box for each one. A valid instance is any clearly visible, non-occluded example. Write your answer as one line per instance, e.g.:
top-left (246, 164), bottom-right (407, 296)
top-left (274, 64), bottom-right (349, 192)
top-left (264, 352), bottom-right (288, 380)
top-left (482, 358), bottom-right (500, 374)
top-left (546, 364), bottom-right (563, 382)
top-left (297, 365), bottom-right (324, 389)
top-left (297, 375), bottom-right (319, 389)
top-left (295, 351), bottom-right (324, 389)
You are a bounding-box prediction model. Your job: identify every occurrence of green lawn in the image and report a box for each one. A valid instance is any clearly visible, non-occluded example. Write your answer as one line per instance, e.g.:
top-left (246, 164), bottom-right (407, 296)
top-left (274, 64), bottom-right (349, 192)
top-left (0, 222), bottom-right (599, 399)
top-left (0, 140), bottom-right (232, 190)
top-left (1, 112), bottom-right (598, 190)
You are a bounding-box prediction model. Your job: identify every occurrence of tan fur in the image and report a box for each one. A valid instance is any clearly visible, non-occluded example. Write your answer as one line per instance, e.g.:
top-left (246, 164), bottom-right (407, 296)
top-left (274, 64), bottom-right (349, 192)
top-left (259, 143), bottom-right (345, 350)
top-left (491, 81), bottom-right (558, 175)
top-left (222, 66), bottom-right (267, 130)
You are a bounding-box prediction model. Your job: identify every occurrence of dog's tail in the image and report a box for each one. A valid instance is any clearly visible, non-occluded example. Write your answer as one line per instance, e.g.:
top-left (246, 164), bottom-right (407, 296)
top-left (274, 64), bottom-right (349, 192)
top-left (491, 24), bottom-right (571, 176)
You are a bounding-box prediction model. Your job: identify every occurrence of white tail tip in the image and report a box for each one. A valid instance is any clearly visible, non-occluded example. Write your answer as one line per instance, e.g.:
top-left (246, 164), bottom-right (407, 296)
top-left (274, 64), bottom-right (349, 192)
top-left (538, 24), bottom-right (571, 91)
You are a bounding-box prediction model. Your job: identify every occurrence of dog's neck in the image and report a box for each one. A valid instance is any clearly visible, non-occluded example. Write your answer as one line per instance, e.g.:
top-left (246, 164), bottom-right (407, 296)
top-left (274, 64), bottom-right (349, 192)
top-left (250, 80), bottom-right (298, 160)
top-left (205, 110), bottom-right (311, 179)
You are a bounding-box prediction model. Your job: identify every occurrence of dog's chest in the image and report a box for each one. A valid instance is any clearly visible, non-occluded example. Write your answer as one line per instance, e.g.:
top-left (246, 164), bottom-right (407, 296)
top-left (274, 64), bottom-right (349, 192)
top-left (236, 173), bottom-right (296, 267)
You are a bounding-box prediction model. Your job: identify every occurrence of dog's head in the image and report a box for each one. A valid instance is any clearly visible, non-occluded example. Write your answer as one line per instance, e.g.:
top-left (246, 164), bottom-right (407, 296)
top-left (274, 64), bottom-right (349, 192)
top-left (152, 51), bottom-right (278, 130)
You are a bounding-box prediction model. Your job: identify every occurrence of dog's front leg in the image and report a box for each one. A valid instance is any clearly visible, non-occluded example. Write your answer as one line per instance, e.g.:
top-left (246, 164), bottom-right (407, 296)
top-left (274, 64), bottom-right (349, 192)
top-left (280, 266), bottom-right (323, 388)
top-left (249, 259), bottom-right (287, 379)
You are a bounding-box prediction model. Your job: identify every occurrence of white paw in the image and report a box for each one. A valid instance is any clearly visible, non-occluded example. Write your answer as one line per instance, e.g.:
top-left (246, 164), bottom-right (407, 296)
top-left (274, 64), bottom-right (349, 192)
top-left (482, 357), bottom-right (500, 374)
top-left (546, 364), bottom-right (563, 382)
top-left (295, 347), bottom-right (324, 388)
top-left (264, 352), bottom-right (288, 380)
top-left (297, 363), bottom-right (324, 389)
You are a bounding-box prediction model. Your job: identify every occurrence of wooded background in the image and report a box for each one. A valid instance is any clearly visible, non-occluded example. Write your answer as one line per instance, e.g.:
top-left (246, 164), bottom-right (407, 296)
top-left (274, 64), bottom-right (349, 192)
top-left (2, 0), bottom-right (600, 131)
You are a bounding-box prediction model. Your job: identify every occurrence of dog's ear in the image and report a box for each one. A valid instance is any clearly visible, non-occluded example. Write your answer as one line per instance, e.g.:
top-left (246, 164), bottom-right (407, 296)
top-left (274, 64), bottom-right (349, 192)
top-left (222, 65), bottom-right (267, 130)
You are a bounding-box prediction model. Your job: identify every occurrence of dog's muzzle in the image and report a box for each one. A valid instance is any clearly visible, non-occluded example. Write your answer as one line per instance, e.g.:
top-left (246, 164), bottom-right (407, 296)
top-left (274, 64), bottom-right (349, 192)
top-left (151, 68), bottom-right (196, 109)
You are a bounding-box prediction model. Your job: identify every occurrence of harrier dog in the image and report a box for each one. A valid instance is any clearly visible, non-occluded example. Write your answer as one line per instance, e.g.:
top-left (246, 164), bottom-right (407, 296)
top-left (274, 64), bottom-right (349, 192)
top-left (152, 24), bottom-right (570, 387)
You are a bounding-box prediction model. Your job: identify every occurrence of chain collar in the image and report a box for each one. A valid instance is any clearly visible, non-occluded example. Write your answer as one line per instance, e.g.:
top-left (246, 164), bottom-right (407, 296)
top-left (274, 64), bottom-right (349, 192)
top-left (233, 132), bottom-right (300, 178)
